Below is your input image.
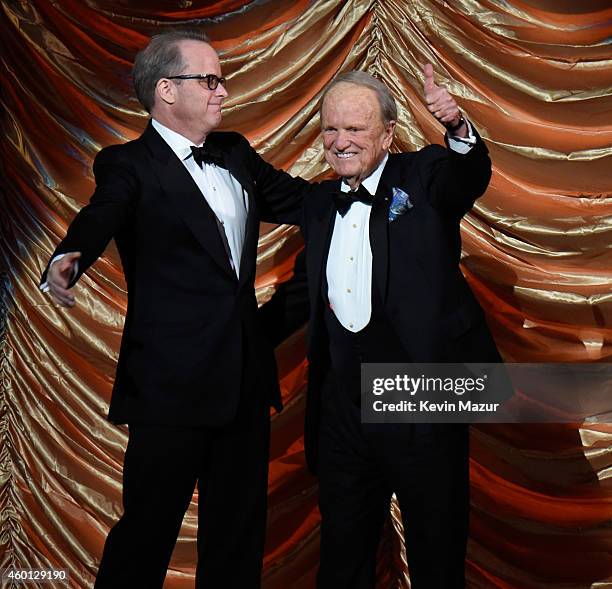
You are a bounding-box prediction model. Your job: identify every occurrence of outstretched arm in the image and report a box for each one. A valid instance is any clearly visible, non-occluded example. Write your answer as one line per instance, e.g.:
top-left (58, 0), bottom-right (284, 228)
top-left (40, 146), bottom-right (138, 306)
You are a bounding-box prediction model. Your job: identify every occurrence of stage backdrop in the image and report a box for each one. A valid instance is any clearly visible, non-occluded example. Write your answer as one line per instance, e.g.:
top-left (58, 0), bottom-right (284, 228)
top-left (1, 1), bottom-right (611, 587)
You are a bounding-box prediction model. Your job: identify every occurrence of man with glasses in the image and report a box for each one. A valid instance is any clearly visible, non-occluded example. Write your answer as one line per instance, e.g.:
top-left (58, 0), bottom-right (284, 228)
top-left (41, 28), bottom-right (306, 588)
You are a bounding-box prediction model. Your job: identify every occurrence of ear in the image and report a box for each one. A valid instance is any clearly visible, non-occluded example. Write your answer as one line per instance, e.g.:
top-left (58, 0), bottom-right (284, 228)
top-left (383, 120), bottom-right (396, 149)
top-left (156, 78), bottom-right (176, 106)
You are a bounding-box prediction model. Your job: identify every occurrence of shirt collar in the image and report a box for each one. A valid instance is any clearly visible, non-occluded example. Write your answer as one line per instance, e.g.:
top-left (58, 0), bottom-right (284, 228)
top-left (341, 153), bottom-right (389, 194)
top-left (151, 118), bottom-right (203, 162)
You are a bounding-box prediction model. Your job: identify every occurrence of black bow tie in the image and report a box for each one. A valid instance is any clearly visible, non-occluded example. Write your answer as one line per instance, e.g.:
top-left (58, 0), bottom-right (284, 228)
top-left (190, 144), bottom-right (225, 168)
top-left (333, 183), bottom-right (374, 217)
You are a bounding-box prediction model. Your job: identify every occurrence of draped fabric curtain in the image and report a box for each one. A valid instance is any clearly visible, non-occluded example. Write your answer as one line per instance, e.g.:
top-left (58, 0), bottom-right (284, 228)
top-left (1, 1), bottom-right (611, 587)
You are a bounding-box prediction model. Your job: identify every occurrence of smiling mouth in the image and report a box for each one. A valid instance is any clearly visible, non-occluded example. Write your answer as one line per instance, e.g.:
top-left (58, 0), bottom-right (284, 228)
top-left (335, 152), bottom-right (357, 159)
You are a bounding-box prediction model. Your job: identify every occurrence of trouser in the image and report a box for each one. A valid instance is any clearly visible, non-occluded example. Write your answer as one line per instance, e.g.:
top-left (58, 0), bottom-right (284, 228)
top-left (94, 387), bottom-right (270, 589)
top-left (316, 372), bottom-right (469, 589)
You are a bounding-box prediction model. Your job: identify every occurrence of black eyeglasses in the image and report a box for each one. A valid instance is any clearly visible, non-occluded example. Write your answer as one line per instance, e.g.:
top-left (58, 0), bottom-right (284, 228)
top-left (166, 73), bottom-right (226, 90)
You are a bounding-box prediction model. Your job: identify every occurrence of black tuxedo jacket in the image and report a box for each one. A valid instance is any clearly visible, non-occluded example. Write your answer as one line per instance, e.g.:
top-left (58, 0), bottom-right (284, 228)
top-left (41, 122), bottom-right (307, 427)
top-left (301, 133), bottom-right (502, 472)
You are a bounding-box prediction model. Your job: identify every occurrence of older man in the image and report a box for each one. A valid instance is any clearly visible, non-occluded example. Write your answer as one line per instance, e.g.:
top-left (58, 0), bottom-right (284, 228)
top-left (299, 68), bottom-right (502, 588)
top-left (41, 29), bottom-right (306, 588)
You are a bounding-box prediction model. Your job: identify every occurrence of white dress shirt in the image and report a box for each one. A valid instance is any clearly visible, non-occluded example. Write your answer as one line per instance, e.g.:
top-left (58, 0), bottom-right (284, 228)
top-left (326, 124), bottom-right (477, 332)
top-left (152, 119), bottom-right (248, 277)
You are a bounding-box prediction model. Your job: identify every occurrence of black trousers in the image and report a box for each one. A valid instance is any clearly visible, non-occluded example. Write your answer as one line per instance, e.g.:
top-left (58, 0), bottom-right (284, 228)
top-left (94, 385), bottom-right (270, 589)
top-left (316, 372), bottom-right (469, 589)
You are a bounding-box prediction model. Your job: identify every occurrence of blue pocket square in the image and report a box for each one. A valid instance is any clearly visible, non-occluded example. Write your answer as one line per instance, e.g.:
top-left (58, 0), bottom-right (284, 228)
top-left (388, 187), bottom-right (413, 222)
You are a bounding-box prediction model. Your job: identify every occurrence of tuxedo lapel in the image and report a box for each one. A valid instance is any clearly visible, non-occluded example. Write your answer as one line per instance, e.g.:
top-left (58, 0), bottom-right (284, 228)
top-left (237, 192), bottom-right (257, 288)
top-left (370, 158), bottom-right (402, 303)
top-left (222, 145), bottom-right (257, 288)
top-left (371, 153), bottom-right (423, 303)
top-left (142, 124), bottom-right (236, 280)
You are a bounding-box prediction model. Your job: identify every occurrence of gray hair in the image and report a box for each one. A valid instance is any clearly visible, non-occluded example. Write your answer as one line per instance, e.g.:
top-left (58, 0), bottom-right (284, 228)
top-left (133, 28), bottom-right (211, 113)
top-left (320, 71), bottom-right (397, 124)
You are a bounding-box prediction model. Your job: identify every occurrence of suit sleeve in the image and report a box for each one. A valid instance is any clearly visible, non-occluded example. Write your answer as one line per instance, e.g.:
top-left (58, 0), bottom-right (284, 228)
top-left (418, 127), bottom-right (492, 219)
top-left (40, 146), bottom-right (138, 286)
top-left (240, 136), bottom-right (310, 226)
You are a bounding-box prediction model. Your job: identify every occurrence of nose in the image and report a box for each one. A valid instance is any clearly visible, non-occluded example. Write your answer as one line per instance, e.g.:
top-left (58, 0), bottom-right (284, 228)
top-left (334, 130), bottom-right (351, 151)
top-left (216, 83), bottom-right (228, 99)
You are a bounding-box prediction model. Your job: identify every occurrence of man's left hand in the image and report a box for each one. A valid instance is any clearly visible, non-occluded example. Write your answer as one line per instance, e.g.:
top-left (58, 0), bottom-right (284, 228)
top-left (422, 63), bottom-right (466, 136)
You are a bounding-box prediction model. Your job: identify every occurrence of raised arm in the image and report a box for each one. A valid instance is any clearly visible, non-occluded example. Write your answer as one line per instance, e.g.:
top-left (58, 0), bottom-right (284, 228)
top-left (40, 145), bottom-right (138, 306)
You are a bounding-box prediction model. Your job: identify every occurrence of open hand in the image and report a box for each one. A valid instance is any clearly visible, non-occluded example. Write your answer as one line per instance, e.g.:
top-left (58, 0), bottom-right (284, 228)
top-left (47, 252), bottom-right (81, 307)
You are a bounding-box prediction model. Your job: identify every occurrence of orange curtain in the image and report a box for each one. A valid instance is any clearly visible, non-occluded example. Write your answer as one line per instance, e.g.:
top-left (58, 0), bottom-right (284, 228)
top-left (1, 1), bottom-right (611, 587)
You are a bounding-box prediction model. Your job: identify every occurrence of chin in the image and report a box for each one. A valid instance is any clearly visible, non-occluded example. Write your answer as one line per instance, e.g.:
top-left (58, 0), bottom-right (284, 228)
top-left (335, 164), bottom-right (360, 178)
top-left (327, 158), bottom-right (358, 176)
top-left (207, 115), bottom-right (222, 130)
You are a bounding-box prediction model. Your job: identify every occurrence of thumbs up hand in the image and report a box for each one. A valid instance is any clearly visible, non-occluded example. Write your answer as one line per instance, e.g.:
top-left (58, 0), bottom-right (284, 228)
top-left (422, 63), bottom-right (465, 133)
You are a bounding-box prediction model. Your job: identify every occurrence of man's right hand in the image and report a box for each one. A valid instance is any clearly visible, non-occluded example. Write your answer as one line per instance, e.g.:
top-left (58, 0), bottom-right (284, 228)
top-left (46, 252), bottom-right (81, 307)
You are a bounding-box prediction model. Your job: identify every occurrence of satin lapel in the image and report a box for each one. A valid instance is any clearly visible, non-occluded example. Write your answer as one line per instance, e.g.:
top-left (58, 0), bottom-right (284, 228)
top-left (308, 183), bottom-right (338, 310)
top-left (238, 191), bottom-right (257, 289)
top-left (223, 148), bottom-right (257, 289)
top-left (142, 124), bottom-right (236, 280)
top-left (370, 157), bottom-right (402, 304)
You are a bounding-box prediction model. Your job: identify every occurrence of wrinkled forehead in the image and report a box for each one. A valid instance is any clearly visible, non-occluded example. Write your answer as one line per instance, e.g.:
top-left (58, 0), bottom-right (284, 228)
top-left (321, 82), bottom-right (383, 122)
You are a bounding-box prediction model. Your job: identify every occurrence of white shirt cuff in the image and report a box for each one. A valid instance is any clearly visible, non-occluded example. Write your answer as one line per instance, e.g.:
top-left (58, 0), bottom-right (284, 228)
top-left (446, 119), bottom-right (477, 154)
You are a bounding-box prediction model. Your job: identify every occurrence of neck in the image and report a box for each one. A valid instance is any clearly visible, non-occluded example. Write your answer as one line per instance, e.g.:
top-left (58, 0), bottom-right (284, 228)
top-left (344, 176), bottom-right (360, 190)
top-left (152, 112), bottom-right (209, 145)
